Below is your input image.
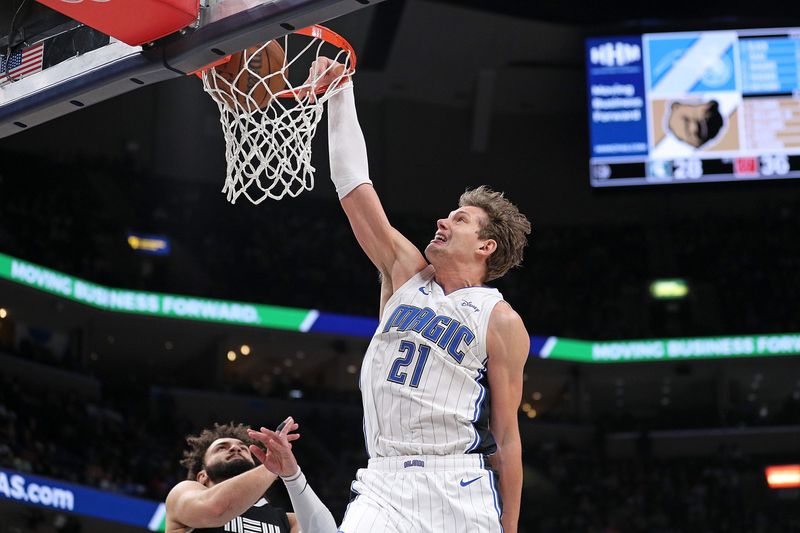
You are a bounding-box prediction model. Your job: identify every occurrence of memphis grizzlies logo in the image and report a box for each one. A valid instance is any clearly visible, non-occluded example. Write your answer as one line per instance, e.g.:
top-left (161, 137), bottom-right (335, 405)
top-left (382, 304), bottom-right (475, 363)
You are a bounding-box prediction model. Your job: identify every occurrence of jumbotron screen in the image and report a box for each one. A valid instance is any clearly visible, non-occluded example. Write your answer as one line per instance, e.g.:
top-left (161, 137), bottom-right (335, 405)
top-left (587, 27), bottom-right (800, 187)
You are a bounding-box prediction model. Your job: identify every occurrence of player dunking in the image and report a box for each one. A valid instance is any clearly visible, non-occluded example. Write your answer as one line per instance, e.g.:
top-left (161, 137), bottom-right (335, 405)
top-left (311, 59), bottom-right (532, 532)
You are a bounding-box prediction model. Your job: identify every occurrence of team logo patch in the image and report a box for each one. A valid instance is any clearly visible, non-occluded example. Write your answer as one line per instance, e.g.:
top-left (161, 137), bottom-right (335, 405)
top-left (403, 459), bottom-right (425, 468)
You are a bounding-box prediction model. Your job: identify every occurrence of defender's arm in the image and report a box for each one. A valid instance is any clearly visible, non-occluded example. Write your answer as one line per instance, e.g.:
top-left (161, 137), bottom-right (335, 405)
top-left (165, 468), bottom-right (278, 532)
top-left (248, 425), bottom-right (338, 533)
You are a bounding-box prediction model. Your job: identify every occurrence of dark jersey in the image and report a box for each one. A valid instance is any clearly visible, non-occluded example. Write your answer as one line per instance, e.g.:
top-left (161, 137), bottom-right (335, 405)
top-left (192, 497), bottom-right (291, 533)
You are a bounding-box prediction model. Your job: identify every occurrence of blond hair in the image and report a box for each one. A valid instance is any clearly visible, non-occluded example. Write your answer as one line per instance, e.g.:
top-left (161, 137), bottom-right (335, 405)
top-left (459, 186), bottom-right (531, 282)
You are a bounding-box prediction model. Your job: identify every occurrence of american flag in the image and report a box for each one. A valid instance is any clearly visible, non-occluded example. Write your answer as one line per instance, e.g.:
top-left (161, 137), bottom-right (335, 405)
top-left (1, 42), bottom-right (45, 82)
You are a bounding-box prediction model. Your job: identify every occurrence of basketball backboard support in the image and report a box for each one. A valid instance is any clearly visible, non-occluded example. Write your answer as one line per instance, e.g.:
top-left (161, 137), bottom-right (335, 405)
top-left (0, 0), bottom-right (384, 139)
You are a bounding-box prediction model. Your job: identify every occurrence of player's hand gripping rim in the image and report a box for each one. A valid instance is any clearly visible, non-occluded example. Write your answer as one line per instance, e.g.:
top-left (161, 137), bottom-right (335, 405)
top-left (297, 57), bottom-right (350, 102)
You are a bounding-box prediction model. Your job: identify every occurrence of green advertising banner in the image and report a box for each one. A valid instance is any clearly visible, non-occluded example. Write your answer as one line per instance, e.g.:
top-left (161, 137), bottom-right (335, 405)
top-left (3, 252), bottom-right (800, 363)
top-left (540, 334), bottom-right (800, 363)
top-left (0, 252), bottom-right (313, 331)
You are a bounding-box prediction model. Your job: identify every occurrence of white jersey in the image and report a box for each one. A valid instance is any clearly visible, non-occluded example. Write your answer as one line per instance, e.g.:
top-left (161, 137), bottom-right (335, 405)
top-left (360, 265), bottom-right (504, 458)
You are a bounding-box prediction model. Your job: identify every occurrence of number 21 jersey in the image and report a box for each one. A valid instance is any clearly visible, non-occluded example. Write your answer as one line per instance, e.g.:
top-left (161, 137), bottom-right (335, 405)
top-left (360, 265), bottom-right (504, 458)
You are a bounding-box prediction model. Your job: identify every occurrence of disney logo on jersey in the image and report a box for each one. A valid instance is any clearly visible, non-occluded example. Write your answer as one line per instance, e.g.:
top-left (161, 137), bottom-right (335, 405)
top-left (461, 300), bottom-right (480, 313)
top-left (382, 304), bottom-right (475, 363)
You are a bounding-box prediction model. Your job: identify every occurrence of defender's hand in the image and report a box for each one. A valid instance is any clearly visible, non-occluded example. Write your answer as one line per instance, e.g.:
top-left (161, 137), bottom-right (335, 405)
top-left (247, 417), bottom-right (301, 478)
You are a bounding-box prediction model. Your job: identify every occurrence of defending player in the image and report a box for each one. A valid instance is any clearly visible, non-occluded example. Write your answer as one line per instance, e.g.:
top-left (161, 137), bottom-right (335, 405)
top-left (311, 59), bottom-right (532, 532)
top-left (165, 417), bottom-right (337, 533)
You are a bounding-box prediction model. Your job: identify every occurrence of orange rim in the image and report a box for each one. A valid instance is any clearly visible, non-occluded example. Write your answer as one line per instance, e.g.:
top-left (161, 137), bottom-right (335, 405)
top-left (191, 24), bottom-right (357, 94)
top-left (275, 24), bottom-right (356, 99)
top-left (191, 55), bottom-right (232, 78)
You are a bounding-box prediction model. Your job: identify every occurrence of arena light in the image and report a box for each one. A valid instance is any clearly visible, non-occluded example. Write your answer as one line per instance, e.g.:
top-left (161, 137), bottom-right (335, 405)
top-left (0, 308), bottom-right (6, 318)
top-left (765, 465), bottom-right (800, 489)
top-left (650, 278), bottom-right (689, 300)
top-left (127, 233), bottom-right (170, 255)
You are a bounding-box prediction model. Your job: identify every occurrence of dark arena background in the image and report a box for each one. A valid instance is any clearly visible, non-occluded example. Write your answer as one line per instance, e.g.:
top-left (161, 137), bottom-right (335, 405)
top-left (2, 1), bottom-right (800, 532)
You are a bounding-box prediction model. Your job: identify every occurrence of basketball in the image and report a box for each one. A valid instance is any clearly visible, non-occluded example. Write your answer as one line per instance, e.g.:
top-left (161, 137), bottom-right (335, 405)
top-left (213, 40), bottom-right (286, 111)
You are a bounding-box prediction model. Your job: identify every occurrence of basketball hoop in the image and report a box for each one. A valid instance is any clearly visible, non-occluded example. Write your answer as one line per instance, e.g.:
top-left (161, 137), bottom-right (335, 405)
top-left (199, 25), bottom-right (356, 204)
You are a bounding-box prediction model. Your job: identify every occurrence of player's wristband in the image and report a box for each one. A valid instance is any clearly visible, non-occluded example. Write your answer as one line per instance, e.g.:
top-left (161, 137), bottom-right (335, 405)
top-left (327, 84), bottom-right (372, 200)
top-left (280, 469), bottom-right (304, 487)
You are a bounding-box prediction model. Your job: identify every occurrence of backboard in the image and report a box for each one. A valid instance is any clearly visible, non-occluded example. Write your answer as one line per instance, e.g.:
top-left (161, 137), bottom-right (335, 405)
top-left (0, 0), bottom-right (384, 138)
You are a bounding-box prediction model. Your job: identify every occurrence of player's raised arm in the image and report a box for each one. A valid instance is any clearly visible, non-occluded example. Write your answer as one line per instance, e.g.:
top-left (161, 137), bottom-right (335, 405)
top-left (313, 58), bottom-right (427, 289)
top-left (166, 468), bottom-right (278, 531)
top-left (248, 422), bottom-right (338, 533)
top-left (486, 303), bottom-right (529, 533)
top-left (165, 420), bottom-right (299, 533)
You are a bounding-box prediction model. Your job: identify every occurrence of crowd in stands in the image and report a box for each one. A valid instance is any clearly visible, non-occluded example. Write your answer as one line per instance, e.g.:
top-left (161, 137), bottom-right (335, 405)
top-left (521, 440), bottom-right (798, 533)
top-left (0, 373), bottom-right (183, 500)
top-left (2, 152), bottom-right (800, 340)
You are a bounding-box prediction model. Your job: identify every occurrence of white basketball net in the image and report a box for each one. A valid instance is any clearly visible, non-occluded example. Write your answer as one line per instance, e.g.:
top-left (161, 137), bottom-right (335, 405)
top-left (201, 28), bottom-right (353, 204)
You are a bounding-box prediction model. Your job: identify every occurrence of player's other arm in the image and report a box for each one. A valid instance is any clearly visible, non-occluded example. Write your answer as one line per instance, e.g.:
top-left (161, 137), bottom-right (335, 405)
top-left (320, 57), bottom-right (426, 288)
top-left (165, 468), bottom-right (278, 532)
top-left (248, 424), bottom-right (338, 533)
top-left (486, 303), bottom-right (529, 533)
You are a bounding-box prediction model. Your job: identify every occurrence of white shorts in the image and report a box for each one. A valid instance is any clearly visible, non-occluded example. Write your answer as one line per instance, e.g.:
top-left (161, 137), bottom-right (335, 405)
top-left (338, 454), bottom-right (503, 533)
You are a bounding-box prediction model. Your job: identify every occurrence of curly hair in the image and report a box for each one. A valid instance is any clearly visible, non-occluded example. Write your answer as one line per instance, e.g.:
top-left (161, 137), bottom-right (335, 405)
top-left (180, 422), bottom-right (254, 480)
top-left (459, 186), bottom-right (532, 282)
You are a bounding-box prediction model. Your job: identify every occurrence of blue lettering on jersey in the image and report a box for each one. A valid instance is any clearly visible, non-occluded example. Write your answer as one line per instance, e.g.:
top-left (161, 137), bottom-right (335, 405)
top-left (403, 459), bottom-right (425, 468)
top-left (382, 304), bottom-right (476, 363)
top-left (407, 307), bottom-right (437, 332)
top-left (384, 305), bottom-right (420, 331)
top-left (447, 325), bottom-right (475, 364)
top-left (422, 315), bottom-right (452, 343)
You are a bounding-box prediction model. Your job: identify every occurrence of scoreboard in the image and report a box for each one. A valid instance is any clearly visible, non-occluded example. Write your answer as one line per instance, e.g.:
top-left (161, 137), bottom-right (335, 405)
top-left (587, 28), bottom-right (800, 187)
